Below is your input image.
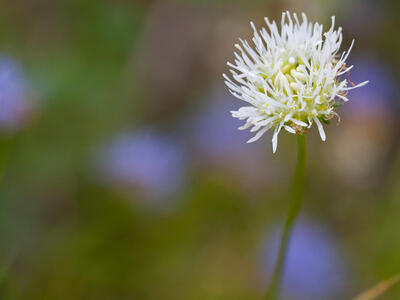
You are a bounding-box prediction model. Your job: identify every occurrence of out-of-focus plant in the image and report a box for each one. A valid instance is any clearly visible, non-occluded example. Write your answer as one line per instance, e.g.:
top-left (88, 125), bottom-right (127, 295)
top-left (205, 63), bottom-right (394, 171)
top-left (0, 56), bottom-right (36, 179)
top-left (353, 274), bottom-right (400, 300)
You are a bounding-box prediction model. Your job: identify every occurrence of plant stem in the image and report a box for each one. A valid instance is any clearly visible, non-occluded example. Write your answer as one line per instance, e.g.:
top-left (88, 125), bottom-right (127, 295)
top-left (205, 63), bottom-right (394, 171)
top-left (264, 134), bottom-right (306, 300)
top-left (0, 136), bottom-right (11, 182)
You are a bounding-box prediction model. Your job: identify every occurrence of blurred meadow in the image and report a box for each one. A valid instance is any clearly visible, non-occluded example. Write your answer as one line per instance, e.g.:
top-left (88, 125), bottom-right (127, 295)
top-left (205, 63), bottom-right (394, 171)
top-left (0, 0), bottom-right (400, 299)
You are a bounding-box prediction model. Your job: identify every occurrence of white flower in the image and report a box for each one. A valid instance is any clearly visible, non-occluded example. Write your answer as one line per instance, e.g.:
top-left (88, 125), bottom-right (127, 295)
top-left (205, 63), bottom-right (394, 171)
top-left (223, 11), bottom-right (368, 153)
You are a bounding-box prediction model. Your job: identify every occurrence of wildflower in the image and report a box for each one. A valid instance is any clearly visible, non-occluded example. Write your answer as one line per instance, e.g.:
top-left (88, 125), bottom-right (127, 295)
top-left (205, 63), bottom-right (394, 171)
top-left (223, 12), bottom-right (368, 152)
top-left (0, 56), bottom-right (34, 132)
top-left (260, 220), bottom-right (348, 299)
top-left (97, 129), bottom-right (186, 203)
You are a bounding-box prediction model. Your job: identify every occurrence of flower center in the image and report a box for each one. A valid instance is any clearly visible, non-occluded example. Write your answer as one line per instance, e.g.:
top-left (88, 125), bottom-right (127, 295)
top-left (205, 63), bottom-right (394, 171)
top-left (273, 56), bottom-right (308, 95)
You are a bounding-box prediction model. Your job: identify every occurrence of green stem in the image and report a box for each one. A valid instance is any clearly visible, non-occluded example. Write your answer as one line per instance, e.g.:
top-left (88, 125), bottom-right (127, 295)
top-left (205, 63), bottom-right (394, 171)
top-left (264, 134), bottom-right (306, 300)
top-left (0, 136), bottom-right (11, 182)
top-left (0, 135), bottom-right (14, 293)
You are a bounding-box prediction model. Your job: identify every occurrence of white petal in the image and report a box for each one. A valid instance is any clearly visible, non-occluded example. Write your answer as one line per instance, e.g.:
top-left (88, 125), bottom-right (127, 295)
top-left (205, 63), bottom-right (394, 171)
top-left (238, 122), bottom-right (252, 130)
top-left (272, 123), bottom-right (283, 153)
top-left (291, 119), bottom-right (308, 127)
top-left (247, 127), bottom-right (269, 143)
top-left (272, 133), bottom-right (278, 153)
top-left (284, 125), bottom-right (296, 134)
top-left (314, 117), bottom-right (326, 141)
top-left (343, 80), bottom-right (369, 90)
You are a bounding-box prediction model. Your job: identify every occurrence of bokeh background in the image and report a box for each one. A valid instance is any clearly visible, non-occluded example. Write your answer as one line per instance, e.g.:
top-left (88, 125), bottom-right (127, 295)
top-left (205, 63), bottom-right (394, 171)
top-left (0, 0), bottom-right (399, 299)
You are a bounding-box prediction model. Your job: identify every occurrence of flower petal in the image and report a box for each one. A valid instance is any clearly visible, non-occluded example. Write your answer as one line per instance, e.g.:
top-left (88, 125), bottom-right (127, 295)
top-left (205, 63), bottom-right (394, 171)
top-left (314, 117), bottom-right (326, 141)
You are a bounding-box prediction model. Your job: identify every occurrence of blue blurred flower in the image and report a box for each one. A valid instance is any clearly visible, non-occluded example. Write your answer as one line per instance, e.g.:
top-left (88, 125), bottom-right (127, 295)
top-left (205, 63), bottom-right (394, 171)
top-left (192, 90), bottom-right (255, 158)
top-left (346, 56), bottom-right (396, 118)
top-left (259, 219), bottom-right (349, 300)
top-left (188, 90), bottom-right (283, 188)
top-left (97, 129), bottom-right (186, 205)
top-left (325, 56), bottom-right (397, 184)
top-left (0, 55), bottom-right (34, 132)
top-left (184, 89), bottom-right (292, 190)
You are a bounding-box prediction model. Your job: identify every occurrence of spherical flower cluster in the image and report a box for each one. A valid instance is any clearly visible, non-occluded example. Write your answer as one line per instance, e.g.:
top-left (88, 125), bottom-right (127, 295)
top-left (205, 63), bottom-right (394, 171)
top-left (224, 12), bottom-right (368, 152)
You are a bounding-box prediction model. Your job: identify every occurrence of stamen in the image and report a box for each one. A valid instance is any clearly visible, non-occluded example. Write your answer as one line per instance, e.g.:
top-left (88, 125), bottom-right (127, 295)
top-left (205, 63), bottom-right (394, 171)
top-left (290, 82), bottom-right (302, 90)
top-left (290, 69), bottom-right (306, 81)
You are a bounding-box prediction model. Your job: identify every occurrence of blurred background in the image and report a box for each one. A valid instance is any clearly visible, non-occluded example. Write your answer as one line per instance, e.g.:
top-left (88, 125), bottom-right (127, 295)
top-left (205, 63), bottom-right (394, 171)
top-left (0, 0), bottom-right (399, 299)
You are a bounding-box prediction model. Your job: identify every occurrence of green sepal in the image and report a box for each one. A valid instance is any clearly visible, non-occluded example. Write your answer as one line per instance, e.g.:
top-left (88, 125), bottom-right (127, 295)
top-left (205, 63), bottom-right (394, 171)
top-left (332, 102), bottom-right (343, 108)
top-left (319, 117), bottom-right (331, 125)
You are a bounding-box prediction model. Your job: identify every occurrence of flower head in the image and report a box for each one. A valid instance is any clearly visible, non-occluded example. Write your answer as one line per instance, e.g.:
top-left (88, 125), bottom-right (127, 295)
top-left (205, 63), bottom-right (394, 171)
top-left (97, 129), bottom-right (186, 202)
top-left (0, 56), bottom-right (35, 132)
top-left (260, 220), bottom-right (349, 299)
top-left (224, 12), bottom-right (368, 152)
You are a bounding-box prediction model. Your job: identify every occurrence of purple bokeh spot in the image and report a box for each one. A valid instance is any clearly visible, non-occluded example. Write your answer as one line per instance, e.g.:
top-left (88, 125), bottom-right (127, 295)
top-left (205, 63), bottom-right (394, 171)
top-left (192, 91), bottom-right (260, 158)
top-left (0, 55), bottom-right (33, 132)
top-left (260, 220), bottom-right (348, 299)
top-left (98, 129), bottom-right (186, 201)
top-left (346, 56), bottom-right (397, 116)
